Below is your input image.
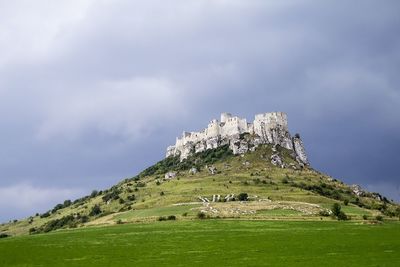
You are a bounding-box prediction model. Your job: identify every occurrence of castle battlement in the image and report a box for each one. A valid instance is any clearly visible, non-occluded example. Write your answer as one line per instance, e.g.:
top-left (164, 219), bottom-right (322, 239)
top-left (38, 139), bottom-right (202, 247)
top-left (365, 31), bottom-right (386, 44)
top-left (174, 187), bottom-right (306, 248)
top-left (166, 112), bottom-right (308, 165)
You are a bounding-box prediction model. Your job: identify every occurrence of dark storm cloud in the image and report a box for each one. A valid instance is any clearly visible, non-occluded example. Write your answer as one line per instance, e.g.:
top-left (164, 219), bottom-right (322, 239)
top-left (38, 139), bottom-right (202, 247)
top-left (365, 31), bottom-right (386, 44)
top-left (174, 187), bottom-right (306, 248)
top-left (0, 0), bottom-right (399, 221)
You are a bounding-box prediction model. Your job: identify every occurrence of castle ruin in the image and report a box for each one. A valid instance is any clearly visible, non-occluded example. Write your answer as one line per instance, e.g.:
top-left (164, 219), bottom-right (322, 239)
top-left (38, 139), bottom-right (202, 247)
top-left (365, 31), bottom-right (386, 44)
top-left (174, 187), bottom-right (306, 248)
top-left (166, 112), bottom-right (308, 165)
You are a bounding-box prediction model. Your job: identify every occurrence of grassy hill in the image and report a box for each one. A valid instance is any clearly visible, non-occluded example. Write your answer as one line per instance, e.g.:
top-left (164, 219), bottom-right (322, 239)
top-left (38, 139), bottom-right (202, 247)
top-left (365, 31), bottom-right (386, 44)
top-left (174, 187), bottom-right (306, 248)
top-left (1, 144), bottom-right (399, 237)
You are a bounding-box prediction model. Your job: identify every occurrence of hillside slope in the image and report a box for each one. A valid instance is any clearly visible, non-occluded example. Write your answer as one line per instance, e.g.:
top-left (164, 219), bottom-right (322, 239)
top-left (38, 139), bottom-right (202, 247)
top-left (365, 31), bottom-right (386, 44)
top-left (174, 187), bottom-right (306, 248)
top-left (1, 144), bottom-right (399, 237)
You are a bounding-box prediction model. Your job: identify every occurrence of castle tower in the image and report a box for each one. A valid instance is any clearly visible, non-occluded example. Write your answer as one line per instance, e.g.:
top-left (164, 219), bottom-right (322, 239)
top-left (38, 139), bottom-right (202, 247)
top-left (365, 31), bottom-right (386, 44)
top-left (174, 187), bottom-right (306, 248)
top-left (221, 112), bottom-right (232, 123)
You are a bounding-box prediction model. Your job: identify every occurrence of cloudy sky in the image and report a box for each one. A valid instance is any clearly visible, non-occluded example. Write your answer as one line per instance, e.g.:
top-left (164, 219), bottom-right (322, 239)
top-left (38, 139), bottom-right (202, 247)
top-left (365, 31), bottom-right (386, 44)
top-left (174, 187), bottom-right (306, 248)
top-left (0, 0), bottom-right (399, 222)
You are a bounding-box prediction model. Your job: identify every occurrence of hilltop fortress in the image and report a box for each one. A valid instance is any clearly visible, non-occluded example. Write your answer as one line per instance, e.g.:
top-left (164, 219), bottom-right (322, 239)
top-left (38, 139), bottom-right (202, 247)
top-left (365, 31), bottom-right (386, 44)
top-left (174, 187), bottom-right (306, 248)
top-left (166, 112), bottom-right (309, 165)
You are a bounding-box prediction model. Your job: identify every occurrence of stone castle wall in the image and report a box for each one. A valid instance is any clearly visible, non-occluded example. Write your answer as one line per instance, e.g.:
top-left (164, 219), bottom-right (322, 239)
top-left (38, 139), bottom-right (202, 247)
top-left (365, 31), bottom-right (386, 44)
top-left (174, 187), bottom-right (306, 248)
top-left (166, 112), bottom-right (309, 165)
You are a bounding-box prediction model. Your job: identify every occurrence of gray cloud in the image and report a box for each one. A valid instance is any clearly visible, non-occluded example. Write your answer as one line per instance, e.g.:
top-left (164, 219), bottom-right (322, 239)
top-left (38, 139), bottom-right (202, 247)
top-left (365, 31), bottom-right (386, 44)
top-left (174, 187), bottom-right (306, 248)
top-left (0, 0), bottom-right (399, 221)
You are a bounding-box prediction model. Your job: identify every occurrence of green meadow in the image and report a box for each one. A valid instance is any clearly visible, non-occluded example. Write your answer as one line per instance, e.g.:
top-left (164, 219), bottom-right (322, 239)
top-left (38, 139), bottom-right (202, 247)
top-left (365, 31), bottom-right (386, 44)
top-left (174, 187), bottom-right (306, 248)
top-left (1, 220), bottom-right (399, 267)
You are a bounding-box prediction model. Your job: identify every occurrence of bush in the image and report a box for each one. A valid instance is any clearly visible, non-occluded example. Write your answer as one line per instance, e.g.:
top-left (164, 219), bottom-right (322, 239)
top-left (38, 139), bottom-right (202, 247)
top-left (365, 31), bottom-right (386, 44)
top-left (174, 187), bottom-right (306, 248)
top-left (63, 200), bottom-right (72, 207)
top-left (376, 215), bottom-right (384, 221)
top-left (0, 233), bottom-right (9, 238)
top-left (282, 178), bottom-right (289, 184)
top-left (158, 216), bottom-right (167, 221)
top-left (337, 211), bottom-right (348, 221)
top-left (51, 203), bottom-right (64, 213)
top-left (116, 219), bottom-right (123, 224)
top-left (90, 190), bottom-right (99, 198)
top-left (127, 195), bottom-right (136, 201)
top-left (89, 205), bottom-right (102, 216)
top-left (137, 145), bottom-right (232, 178)
top-left (182, 212), bottom-right (188, 217)
top-left (331, 203), bottom-right (342, 217)
top-left (343, 199), bottom-right (349, 206)
top-left (167, 215), bottom-right (176, 220)
top-left (80, 215), bottom-right (89, 223)
top-left (331, 203), bottom-right (348, 220)
top-left (238, 193), bottom-right (248, 201)
top-left (40, 211), bottom-right (50, 218)
top-left (40, 215), bottom-right (76, 233)
top-left (160, 191), bottom-right (165, 196)
top-left (197, 211), bottom-right (206, 219)
top-left (102, 189), bottom-right (121, 203)
top-left (362, 214), bottom-right (368, 220)
top-left (136, 182), bottom-right (146, 187)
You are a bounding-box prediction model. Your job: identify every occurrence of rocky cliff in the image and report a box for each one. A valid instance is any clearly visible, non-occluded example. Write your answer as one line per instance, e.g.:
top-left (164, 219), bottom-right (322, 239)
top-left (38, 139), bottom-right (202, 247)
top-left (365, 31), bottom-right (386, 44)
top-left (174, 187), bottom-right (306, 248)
top-left (166, 112), bottom-right (309, 166)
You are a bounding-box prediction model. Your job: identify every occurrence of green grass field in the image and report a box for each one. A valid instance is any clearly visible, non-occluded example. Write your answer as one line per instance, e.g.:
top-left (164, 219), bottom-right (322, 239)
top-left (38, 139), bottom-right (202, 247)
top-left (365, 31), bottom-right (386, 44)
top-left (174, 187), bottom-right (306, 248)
top-left (1, 220), bottom-right (399, 267)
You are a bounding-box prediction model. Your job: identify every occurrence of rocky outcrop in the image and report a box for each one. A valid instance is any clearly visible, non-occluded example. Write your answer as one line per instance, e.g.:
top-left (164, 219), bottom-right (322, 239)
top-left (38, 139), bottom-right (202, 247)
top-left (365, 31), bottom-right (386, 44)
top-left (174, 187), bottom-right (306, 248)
top-left (166, 112), bottom-right (309, 166)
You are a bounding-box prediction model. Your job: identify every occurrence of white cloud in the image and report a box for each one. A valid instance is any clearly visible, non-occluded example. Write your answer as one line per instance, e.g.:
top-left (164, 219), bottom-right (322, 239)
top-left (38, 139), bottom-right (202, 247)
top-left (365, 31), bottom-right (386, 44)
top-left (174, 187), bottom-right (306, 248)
top-left (0, 183), bottom-right (84, 221)
top-left (0, 0), bottom-right (95, 66)
top-left (36, 76), bottom-right (185, 141)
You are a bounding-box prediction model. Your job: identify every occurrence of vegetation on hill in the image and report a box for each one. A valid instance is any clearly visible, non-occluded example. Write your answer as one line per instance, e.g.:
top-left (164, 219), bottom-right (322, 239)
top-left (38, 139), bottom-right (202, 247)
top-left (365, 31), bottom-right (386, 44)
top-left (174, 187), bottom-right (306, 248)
top-left (1, 144), bottom-right (399, 237)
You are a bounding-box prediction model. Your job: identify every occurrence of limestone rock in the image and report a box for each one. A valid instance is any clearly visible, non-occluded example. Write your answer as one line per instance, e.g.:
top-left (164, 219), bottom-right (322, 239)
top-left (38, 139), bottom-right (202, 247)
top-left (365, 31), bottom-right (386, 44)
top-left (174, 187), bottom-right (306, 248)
top-left (164, 172), bottom-right (177, 180)
top-left (351, 184), bottom-right (363, 196)
top-left (271, 154), bottom-right (284, 168)
top-left (206, 165), bottom-right (217, 175)
top-left (189, 167), bottom-right (198, 175)
top-left (292, 134), bottom-right (309, 165)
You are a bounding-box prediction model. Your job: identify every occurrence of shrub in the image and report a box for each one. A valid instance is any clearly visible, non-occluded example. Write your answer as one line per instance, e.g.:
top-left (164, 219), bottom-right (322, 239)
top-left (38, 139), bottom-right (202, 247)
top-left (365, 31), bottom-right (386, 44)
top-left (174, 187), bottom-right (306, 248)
top-left (80, 215), bottom-right (89, 223)
top-left (116, 219), bottom-right (123, 224)
top-left (102, 189), bottom-right (121, 203)
top-left (63, 200), bottom-right (72, 207)
top-left (89, 205), bottom-right (102, 216)
top-left (331, 203), bottom-right (341, 217)
top-left (182, 212), bottom-right (188, 217)
top-left (167, 215), bottom-right (176, 220)
top-left (238, 193), bottom-right (248, 201)
top-left (376, 215), bottom-right (383, 221)
top-left (337, 211), bottom-right (348, 221)
top-left (197, 211), bottom-right (206, 219)
top-left (39, 215), bottom-right (76, 233)
top-left (282, 178), bottom-right (289, 184)
top-left (158, 216), bottom-right (167, 221)
top-left (136, 182), bottom-right (146, 187)
top-left (160, 191), bottom-right (165, 196)
top-left (29, 228), bottom-right (37, 234)
top-left (362, 214), bottom-right (368, 220)
top-left (90, 190), bottom-right (99, 198)
top-left (127, 195), bottom-right (136, 201)
top-left (331, 203), bottom-right (348, 220)
top-left (0, 233), bottom-right (9, 238)
top-left (40, 211), bottom-right (50, 218)
top-left (52, 203), bottom-right (64, 213)
top-left (343, 199), bottom-right (349, 206)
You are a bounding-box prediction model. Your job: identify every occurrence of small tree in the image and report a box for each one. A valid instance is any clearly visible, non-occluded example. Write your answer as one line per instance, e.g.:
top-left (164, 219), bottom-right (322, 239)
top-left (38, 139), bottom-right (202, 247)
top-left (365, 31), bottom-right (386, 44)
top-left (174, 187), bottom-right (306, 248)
top-left (90, 190), bottom-right (99, 198)
top-left (238, 193), bottom-right (248, 201)
top-left (89, 205), bottom-right (102, 216)
top-left (197, 211), bottom-right (206, 219)
top-left (332, 203), bottom-right (341, 217)
top-left (331, 203), bottom-right (348, 220)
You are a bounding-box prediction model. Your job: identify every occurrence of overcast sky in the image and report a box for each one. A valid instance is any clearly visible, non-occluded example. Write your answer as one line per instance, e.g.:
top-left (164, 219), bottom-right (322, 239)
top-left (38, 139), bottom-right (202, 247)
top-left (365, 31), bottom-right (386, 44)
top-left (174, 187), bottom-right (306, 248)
top-left (0, 0), bottom-right (399, 222)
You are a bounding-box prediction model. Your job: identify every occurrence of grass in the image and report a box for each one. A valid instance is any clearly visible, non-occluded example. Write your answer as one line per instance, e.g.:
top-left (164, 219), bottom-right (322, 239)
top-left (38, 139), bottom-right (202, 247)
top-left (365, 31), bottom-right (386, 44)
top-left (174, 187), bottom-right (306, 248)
top-left (0, 220), bottom-right (399, 266)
